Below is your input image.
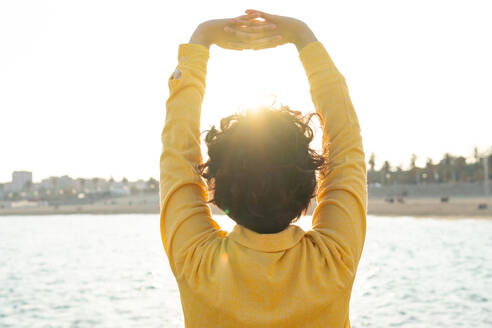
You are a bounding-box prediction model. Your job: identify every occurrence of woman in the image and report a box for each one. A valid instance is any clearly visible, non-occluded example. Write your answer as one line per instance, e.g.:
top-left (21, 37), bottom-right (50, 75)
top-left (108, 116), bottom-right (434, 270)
top-left (160, 9), bottom-right (367, 327)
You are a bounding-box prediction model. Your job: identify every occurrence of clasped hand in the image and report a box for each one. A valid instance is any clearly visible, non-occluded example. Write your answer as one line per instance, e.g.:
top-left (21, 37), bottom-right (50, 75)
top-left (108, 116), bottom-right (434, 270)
top-left (190, 9), bottom-right (302, 51)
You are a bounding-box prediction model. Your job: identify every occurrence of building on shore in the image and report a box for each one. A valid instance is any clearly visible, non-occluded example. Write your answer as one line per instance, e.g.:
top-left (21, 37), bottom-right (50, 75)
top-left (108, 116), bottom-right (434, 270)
top-left (12, 171), bottom-right (32, 192)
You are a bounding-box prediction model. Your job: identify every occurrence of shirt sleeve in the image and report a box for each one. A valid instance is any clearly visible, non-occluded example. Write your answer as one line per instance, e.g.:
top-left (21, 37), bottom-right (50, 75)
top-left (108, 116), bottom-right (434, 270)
top-left (160, 43), bottom-right (224, 275)
top-left (299, 41), bottom-right (367, 270)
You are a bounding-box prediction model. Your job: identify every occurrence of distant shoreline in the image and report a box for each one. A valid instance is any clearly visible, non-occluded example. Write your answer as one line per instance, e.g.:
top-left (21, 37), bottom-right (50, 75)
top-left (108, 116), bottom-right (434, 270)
top-left (367, 197), bottom-right (491, 220)
top-left (1, 196), bottom-right (490, 219)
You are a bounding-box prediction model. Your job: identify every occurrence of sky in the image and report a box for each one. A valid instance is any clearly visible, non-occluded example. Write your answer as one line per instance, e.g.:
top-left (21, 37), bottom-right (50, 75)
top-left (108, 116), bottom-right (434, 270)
top-left (1, 0), bottom-right (491, 183)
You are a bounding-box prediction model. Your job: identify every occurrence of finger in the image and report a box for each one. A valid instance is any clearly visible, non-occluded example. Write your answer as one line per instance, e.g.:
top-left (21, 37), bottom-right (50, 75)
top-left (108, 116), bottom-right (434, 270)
top-left (245, 12), bottom-right (267, 22)
top-left (245, 9), bottom-right (273, 20)
top-left (250, 35), bottom-right (282, 44)
top-left (250, 40), bottom-right (282, 51)
top-left (239, 23), bottom-right (276, 33)
top-left (235, 14), bottom-right (263, 21)
top-left (231, 15), bottom-right (270, 25)
top-left (251, 43), bottom-right (280, 51)
top-left (226, 41), bottom-right (250, 50)
top-left (226, 37), bottom-right (280, 51)
top-left (223, 27), bottom-right (258, 40)
top-left (245, 9), bottom-right (269, 16)
top-left (250, 39), bottom-right (282, 51)
top-left (224, 23), bottom-right (276, 34)
top-left (245, 10), bottom-right (261, 17)
top-left (232, 18), bottom-right (269, 27)
top-left (227, 45), bottom-right (245, 51)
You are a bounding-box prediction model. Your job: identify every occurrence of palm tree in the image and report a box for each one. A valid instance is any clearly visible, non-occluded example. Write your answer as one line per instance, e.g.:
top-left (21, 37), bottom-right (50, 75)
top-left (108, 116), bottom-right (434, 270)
top-left (454, 156), bottom-right (467, 182)
top-left (409, 154), bottom-right (420, 184)
top-left (381, 161), bottom-right (391, 185)
top-left (473, 146), bottom-right (480, 163)
top-left (396, 165), bottom-right (404, 184)
top-left (424, 157), bottom-right (435, 183)
top-left (438, 153), bottom-right (453, 183)
top-left (368, 153), bottom-right (376, 172)
top-left (367, 153), bottom-right (379, 184)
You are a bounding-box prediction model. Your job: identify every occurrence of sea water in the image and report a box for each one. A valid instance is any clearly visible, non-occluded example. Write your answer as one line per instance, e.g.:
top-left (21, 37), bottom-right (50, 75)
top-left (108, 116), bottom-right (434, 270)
top-left (1, 214), bottom-right (491, 327)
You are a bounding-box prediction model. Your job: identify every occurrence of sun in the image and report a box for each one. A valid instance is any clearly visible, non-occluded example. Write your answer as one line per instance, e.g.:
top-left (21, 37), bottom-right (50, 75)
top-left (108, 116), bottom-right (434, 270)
top-left (237, 94), bottom-right (278, 115)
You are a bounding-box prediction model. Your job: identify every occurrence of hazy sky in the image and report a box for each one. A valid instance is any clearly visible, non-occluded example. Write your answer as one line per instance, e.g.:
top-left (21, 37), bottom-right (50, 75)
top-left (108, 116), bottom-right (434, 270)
top-left (1, 0), bottom-right (491, 183)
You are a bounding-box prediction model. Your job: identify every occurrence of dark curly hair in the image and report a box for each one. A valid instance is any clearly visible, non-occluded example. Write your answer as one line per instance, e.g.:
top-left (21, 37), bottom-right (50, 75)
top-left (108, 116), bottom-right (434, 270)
top-left (198, 104), bottom-right (329, 234)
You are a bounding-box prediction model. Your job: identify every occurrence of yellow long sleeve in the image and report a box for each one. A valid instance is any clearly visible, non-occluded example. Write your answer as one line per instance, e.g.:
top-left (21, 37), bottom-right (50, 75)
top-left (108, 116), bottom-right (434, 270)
top-left (300, 41), bottom-right (367, 271)
top-left (159, 41), bottom-right (366, 328)
top-left (159, 43), bottom-right (224, 275)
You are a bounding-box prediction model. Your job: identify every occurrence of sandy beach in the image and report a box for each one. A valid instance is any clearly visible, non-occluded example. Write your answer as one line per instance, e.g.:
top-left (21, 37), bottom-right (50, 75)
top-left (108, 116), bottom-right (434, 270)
top-left (1, 196), bottom-right (490, 219)
top-left (367, 197), bottom-right (491, 219)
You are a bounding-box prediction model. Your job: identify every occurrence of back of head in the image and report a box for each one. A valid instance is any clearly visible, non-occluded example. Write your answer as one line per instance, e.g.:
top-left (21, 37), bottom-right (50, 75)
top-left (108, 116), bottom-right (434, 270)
top-left (199, 104), bottom-right (328, 234)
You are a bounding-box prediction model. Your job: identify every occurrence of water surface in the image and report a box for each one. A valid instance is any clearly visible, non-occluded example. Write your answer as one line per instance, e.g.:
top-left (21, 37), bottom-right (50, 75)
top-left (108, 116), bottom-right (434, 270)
top-left (1, 215), bottom-right (491, 327)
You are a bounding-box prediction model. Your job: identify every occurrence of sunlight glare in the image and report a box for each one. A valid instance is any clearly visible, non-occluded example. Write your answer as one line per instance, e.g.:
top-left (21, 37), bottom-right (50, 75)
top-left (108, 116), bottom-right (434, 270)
top-left (237, 94), bottom-right (278, 115)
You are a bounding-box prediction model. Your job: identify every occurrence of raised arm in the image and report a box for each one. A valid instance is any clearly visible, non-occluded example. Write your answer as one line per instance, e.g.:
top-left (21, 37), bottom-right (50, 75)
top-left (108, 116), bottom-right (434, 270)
top-left (232, 9), bottom-right (367, 270)
top-left (160, 37), bottom-right (221, 275)
top-left (223, 10), bottom-right (367, 270)
top-left (160, 17), bottom-right (283, 275)
top-left (295, 25), bottom-right (367, 269)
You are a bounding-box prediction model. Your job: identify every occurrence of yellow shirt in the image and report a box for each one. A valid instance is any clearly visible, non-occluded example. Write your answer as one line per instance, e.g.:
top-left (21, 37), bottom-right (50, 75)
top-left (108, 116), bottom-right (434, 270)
top-left (160, 41), bottom-right (367, 328)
